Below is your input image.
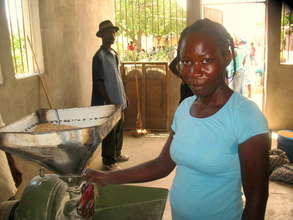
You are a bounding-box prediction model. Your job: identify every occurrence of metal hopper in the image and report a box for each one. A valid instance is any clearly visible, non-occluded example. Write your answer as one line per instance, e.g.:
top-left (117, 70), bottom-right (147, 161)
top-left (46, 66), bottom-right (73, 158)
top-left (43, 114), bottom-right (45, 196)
top-left (0, 105), bottom-right (121, 175)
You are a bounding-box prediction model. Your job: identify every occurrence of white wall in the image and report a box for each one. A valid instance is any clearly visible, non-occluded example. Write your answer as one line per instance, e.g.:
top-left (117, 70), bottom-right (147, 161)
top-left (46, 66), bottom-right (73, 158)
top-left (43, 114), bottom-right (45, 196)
top-left (38, 0), bottom-right (115, 109)
top-left (0, 0), bottom-right (115, 124)
top-left (265, 0), bottom-right (293, 130)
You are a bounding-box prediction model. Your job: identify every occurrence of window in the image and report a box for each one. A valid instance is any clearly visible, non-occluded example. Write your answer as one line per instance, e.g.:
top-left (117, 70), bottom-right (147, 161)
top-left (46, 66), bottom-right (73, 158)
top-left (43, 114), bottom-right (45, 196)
top-left (114, 0), bottom-right (187, 62)
top-left (4, 0), bottom-right (44, 77)
top-left (280, 2), bottom-right (293, 64)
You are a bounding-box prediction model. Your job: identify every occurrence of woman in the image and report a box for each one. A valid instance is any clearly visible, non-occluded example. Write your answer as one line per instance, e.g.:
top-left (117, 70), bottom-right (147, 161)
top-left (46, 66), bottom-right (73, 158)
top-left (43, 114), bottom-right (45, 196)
top-left (84, 19), bottom-right (269, 220)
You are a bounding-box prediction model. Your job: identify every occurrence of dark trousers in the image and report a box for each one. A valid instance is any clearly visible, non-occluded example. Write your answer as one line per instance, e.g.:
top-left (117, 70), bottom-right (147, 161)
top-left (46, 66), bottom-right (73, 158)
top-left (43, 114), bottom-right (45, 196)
top-left (102, 113), bottom-right (124, 165)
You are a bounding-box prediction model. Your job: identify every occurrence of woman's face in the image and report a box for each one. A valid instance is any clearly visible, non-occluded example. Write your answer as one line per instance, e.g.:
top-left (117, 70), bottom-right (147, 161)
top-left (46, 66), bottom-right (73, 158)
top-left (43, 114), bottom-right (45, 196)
top-left (179, 32), bottom-right (230, 97)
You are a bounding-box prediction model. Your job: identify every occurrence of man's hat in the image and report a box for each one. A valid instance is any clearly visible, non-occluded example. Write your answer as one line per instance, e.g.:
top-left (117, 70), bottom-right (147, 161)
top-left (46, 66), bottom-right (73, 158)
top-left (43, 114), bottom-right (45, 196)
top-left (96, 20), bottom-right (119, 37)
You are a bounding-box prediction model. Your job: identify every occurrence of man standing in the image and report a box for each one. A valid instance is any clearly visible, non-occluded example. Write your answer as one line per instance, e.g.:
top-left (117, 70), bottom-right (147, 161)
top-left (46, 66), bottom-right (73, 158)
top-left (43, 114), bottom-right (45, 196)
top-left (91, 20), bottom-right (129, 171)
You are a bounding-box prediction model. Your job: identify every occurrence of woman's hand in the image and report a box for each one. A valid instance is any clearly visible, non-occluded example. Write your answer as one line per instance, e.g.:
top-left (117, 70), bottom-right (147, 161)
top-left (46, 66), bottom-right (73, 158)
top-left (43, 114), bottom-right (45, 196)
top-left (82, 168), bottom-right (109, 186)
top-left (82, 132), bottom-right (175, 186)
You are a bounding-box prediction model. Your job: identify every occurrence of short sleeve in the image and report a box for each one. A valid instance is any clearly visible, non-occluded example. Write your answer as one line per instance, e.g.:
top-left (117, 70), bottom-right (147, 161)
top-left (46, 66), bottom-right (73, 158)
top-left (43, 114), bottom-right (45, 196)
top-left (234, 100), bottom-right (268, 144)
top-left (171, 96), bottom-right (194, 133)
top-left (171, 107), bottom-right (178, 132)
top-left (171, 98), bottom-right (187, 132)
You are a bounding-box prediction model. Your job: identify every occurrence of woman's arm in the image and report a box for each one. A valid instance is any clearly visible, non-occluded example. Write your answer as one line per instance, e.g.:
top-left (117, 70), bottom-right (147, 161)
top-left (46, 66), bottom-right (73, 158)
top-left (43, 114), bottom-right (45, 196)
top-left (83, 132), bottom-right (176, 185)
top-left (239, 133), bottom-right (269, 220)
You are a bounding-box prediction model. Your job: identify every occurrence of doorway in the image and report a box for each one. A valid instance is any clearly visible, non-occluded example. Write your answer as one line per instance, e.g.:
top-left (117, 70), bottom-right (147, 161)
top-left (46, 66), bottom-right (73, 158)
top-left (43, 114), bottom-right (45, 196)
top-left (201, 0), bottom-right (266, 110)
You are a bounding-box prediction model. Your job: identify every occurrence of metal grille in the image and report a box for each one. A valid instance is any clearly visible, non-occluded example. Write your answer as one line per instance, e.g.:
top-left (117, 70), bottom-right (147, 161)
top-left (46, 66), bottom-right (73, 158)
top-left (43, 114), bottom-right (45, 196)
top-left (4, 0), bottom-right (41, 75)
top-left (114, 0), bottom-right (187, 62)
top-left (121, 62), bottom-right (169, 130)
top-left (280, 2), bottom-right (293, 64)
top-left (202, 0), bottom-right (266, 3)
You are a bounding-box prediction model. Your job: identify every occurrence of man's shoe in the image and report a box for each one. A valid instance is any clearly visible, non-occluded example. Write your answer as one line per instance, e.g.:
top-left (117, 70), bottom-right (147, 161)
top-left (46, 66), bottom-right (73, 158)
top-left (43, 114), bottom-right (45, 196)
top-left (116, 154), bottom-right (130, 163)
top-left (102, 164), bottom-right (121, 171)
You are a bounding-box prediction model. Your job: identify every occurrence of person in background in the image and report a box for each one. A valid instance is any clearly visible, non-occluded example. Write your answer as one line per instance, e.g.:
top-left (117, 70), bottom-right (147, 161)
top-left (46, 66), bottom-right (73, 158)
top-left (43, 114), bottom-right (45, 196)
top-left (169, 56), bottom-right (193, 103)
top-left (91, 20), bottom-right (129, 171)
top-left (228, 39), bottom-right (247, 95)
top-left (85, 18), bottom-right (269, 220)
top-left (249, 42), bottom-right (256, 66)
top-left (127, 41), bottom-right (136, 51)
top-left (255, 64), bottom-right (264, 87)
top-left (242, 42), bottom-right (257, 98)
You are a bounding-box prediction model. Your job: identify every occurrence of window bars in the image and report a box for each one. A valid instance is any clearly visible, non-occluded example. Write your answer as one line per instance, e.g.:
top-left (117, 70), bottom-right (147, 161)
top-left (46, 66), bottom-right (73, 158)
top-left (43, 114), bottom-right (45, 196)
top-left (202, 0), bottom-right (266, 3)
top-left (280, 2), bottom-right (293, 64)
top-left (114, 0), bottom-right (187, 62)
top-left (4, 0), bottom-right (43, 76)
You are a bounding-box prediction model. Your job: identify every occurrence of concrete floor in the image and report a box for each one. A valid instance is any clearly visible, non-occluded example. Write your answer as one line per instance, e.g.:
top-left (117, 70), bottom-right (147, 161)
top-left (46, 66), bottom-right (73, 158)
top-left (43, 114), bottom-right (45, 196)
top-left (14, 131), bottom-right (293, 220)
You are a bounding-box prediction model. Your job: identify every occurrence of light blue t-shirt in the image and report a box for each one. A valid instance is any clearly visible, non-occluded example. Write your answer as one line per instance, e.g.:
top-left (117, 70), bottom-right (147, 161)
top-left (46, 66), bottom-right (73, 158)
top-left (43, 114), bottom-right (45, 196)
top-left (170, 92), bottom-right (268, 220)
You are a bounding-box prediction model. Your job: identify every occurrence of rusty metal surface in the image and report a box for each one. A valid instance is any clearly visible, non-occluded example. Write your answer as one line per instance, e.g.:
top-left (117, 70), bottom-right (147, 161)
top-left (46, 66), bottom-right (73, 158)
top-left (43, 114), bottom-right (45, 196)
top-left (0, 105), bottom-right (121, 175)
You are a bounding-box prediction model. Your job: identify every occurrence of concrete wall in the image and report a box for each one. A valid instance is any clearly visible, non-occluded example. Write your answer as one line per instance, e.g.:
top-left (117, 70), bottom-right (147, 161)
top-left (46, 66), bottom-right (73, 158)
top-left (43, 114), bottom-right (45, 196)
top-left (265, 0), bottom-right (293, 130)
top-left (38, 0), bottom-right (115, 109)
top-left (0, 0), bottom-right (114, 124)
top-left (0, 0), bottom-right (40, 125)
top-left (187, 0), bottom-right (201, 25)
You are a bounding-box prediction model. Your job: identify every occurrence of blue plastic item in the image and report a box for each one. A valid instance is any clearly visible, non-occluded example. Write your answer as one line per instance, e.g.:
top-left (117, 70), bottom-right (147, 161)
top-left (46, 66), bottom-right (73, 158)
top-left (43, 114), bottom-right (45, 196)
top-left (277, 130), bottom-right (293, 163)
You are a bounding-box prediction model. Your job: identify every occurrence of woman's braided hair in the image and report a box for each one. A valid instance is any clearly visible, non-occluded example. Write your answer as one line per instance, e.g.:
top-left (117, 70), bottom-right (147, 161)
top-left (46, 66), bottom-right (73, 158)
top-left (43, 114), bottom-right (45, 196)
top-left (177, 18), bottom-right (236, 80)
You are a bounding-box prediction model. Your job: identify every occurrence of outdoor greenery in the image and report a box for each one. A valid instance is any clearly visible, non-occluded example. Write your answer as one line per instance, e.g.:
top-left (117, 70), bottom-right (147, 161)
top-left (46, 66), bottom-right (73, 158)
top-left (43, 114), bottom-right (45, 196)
top-left (280, 3), bottom-right (293, 63)
top-left (10, 35), bottom-right (28, 74)
top-left (281, 6), bottom-right (293, 40)
top-left (115, 0), bottom-right (186, 61)
top-left (121, 44), bottom-right (176, 61)
top-left (281, 7), bottom-right (293, 29)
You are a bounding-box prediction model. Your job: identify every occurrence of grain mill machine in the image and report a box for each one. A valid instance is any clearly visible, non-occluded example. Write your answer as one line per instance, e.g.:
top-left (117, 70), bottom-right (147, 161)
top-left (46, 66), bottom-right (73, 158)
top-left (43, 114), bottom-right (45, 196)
top-left (0, 105), bottom-right (168, 220)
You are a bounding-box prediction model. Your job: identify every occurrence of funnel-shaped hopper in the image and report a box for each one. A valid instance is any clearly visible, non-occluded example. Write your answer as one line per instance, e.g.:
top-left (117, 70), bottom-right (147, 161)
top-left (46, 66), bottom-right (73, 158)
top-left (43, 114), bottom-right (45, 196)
top-left (0, 105), bottom-right (121, 175)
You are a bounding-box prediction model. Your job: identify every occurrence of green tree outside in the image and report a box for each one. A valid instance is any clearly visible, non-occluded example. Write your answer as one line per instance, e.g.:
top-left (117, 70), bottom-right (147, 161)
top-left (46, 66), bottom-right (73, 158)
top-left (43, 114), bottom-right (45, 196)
top-left (10, 35), bottom-right (29, 74)
top-left (115, 0), bottom-right (186, 61)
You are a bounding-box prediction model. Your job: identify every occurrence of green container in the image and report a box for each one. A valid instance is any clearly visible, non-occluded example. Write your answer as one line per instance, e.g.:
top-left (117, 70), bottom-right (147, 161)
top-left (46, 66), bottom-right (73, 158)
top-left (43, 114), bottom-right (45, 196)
top-left (14, 174), bottom-right (168, 220)
top-left (93, 184), bottom-right (168, 219)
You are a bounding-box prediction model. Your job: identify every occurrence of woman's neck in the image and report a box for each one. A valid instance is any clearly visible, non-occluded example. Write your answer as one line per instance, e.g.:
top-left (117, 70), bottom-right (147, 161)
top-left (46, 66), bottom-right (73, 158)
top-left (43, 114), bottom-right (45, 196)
top-left (191, 84), bottom-right (233, 118)
top-left (196, 84), bottom-right (233, 107)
